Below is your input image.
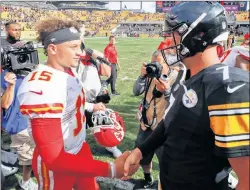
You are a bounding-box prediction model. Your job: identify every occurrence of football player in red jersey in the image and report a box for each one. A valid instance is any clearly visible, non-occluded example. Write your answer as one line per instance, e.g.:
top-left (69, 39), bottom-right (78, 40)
top-left (17, 18), bottom-right (139, 190)
top-left (220, 45), bottom-right (249, 71)
top-left (124, 2), bottom-right (249, 190)
top-left (241, 32), bottom-right (249, 47)
top-left (220, 32), bottom-right (249, 71)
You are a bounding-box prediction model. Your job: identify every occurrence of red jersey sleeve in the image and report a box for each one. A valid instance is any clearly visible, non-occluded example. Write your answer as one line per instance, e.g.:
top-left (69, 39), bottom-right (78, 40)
top-left (31, 118), bottom-right (110, 177)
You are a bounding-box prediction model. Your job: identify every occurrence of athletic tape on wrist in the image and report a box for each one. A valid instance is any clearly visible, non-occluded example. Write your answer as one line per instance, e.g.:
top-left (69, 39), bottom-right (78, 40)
top-left (109, 162), bottom-right (116, 178)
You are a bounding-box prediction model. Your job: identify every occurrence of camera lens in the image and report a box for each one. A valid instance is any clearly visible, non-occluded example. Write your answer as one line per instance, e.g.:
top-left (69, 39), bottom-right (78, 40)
top-left (160, 74), bottom-right (168, 81)
top-left (17, 54), bottom-right (29, 64)
top-left (146, 66), bottom-right (156, 74)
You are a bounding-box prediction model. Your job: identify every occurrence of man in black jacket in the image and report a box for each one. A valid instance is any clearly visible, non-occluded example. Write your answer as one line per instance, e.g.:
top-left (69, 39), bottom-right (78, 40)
top-left (124, 2), bottom-right (249, 190)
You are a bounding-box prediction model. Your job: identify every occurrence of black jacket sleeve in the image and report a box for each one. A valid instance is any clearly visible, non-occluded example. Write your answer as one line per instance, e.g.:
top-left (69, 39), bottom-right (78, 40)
top-left (137, 120), bottom-right (166, 157)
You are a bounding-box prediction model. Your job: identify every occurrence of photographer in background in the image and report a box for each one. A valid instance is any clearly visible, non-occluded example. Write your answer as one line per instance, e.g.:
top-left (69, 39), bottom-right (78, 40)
top-left (1, 21), bottom-right (37, 190)
top-left (133, 50), bottom-right (178, 188)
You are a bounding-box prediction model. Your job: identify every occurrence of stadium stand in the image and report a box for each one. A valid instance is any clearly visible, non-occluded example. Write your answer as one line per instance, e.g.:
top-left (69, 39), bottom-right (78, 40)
top-left (235, 11), bottom-right (249, 21)
top-left (1, 3), bottom-right (249, 38)
top-left (115, 23), bottom-right (162, 37)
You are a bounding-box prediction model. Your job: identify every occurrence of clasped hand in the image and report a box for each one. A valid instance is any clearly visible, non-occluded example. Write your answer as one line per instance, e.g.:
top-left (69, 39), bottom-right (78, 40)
top-left (112, 148), bottom-right (142, 180)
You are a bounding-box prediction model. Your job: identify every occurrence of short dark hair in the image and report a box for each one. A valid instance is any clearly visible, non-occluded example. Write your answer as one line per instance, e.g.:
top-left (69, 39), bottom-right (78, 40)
top-left (109, 35), bottom-right (115, 40)
top-left (36, 18), bottom-right (81, 43)
top-left (5, 21), bottom-right (20, 28)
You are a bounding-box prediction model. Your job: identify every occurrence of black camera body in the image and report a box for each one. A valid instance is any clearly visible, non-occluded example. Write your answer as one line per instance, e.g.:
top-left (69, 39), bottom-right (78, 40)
top-left (96, 82), bottom-right (111, 104)
top-left (146, 61), bottom-right (163, 79)
top-left (1, 41), bottom-right (39, 74)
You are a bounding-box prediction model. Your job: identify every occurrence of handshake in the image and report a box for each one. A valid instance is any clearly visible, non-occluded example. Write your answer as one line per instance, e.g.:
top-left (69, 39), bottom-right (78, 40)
top-left (109, 148), bottom-right (142, 179)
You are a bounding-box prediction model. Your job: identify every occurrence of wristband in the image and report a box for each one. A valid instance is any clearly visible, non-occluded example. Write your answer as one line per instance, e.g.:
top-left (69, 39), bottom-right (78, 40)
top-left (109, 162), bottom-right (116, 179)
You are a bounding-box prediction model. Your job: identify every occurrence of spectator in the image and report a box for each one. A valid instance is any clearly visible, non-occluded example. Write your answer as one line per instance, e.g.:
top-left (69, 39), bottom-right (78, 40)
top-left (104, 35), bottom-right (120, 95)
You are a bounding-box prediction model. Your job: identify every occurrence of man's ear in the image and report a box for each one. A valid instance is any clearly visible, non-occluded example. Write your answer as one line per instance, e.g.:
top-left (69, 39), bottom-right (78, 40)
top-left (47, 44), bottom-right (57, 55)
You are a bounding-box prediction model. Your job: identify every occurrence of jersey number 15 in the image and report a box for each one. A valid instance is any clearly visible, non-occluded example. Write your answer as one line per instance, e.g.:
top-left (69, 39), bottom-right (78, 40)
top-left (28, 71), bottom-right (52, 82)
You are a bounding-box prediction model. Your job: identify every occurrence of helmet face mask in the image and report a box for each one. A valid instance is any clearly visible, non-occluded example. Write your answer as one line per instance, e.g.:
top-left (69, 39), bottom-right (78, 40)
top-left (160, 43), bottom-right (183, 66)
top-left (161, 20), bottom-right (191, 66)
top-left (91, 109), bottom-right (126, 147)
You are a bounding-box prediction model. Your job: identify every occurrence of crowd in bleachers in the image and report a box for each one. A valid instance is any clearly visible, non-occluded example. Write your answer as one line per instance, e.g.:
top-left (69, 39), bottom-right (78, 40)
top-left (235, 11), bottom-right (249, 21)
top-left (225, 11), bottom-right (237, 22)
top-left (226, 11), bottom-right (250, 22)
top-left (1, 5), bottom-right (131, 36)
top-left (123, 12), bottom-right (164, 22)
top-left (1, 4), bottom-right (249, 38)
top-left (115, 24), bottom-right (162, 37)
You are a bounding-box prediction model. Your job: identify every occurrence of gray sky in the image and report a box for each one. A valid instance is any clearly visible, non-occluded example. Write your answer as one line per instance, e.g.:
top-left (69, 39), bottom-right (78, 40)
top-left (106, 2), bottom-right (156, 12)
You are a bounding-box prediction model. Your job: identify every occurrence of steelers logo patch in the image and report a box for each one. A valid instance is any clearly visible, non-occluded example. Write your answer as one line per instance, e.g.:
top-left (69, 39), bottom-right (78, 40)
top-left (182, 89), bottom-right (198, 108)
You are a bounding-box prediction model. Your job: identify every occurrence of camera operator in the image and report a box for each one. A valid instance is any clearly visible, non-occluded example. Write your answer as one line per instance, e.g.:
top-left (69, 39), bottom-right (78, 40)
top-left (78, 25), bottom-right (111, 104)
top-left (133, 50), bottom-right (178, 188)
top-left (1, 21), bottom-right (37, 190)
top-left (1, 22), bottom-right (22, 47)
top-left (76, 26), bottom-right (122, 158)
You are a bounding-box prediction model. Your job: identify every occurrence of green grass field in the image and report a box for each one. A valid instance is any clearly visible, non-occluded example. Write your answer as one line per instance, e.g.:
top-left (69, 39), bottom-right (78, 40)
top-left (3, 37), bottom-right (163, 189)
top-left (3, 37), bottom-right (243, 189)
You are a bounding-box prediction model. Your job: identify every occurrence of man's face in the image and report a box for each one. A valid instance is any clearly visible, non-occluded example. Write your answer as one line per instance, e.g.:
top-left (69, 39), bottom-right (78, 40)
top-left (55, 40), bottom-right (82, 68)
top-left (6, 24), bottom-right (21, 40)
top-left (151, 54), bottom-right (164, 64)
top-left (161, 32), bottom-right (182, 66)
top-left (110, 37), bottom-right (115, 44)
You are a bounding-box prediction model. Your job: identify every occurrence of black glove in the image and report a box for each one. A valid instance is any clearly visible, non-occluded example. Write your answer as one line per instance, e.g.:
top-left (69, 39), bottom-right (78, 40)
top-left (96, 84), bottom-right (111, 104)
top-left (96, 56), bottom-right (111, 66)
top-left (96, 93), bottom-right (111, 104)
